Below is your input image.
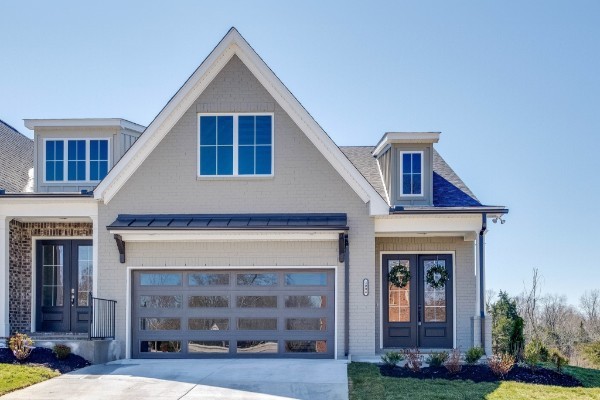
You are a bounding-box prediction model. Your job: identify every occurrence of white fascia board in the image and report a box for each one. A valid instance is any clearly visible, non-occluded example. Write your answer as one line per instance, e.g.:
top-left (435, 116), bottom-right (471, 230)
top-left (109, 229), bottom-right (340, 242)
top-left (0, 198), bottom-right (97, 218)
top-left (374, 214), bottom-right (481, 235)
top-left (93, 29), bottom-right (389, 216)
top-left (372, 132), bottom-right (441, 157)
top-left (24, 119), bottom-right (144, 132)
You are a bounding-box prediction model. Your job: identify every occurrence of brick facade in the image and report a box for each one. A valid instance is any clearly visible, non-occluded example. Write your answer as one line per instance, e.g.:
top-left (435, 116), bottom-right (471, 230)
top-left (9, 220), bottom-right (92, 333)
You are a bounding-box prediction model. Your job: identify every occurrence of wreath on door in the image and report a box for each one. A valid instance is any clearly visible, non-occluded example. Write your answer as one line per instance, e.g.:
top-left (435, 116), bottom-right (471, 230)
top-left (388, 263), bottom-right (411, 288)
top-left (425, 262), bottom-right (449, 289)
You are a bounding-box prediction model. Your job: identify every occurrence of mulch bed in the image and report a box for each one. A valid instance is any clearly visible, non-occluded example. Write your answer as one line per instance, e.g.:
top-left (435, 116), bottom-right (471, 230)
top-left (380, 364), bottom-right (582, 387)
top-left (0, 347), bottom-right (90, 374)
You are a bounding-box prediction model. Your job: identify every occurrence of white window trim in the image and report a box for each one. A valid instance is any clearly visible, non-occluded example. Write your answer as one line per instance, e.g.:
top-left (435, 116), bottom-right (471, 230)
top-left (42, 138), bottom-right (112, 184)
top-left (399, 150), bottom-right (424, 197)
top-left (197, 113), bottom-right (275, 178)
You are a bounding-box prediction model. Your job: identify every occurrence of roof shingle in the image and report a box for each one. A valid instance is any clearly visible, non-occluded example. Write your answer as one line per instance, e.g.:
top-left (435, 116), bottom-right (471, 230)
top-left (0, 119), bottom-right (33, 193)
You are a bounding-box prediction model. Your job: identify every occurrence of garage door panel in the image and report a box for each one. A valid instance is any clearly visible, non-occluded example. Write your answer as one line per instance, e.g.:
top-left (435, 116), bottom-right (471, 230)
top-left (132, 269), bottom-right (335, 358)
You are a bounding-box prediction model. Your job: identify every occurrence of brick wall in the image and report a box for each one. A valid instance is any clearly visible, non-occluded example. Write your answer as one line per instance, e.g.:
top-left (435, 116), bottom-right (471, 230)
top-left (8, 220), bottom-right (92, 333)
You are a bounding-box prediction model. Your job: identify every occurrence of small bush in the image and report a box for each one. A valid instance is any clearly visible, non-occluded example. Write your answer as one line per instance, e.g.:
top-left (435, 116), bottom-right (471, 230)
top-left (380, 351), bottom-right (404, 367)
top-left (9, 332), bottom-right (34, 361)
top-left (465, 346), bottom-right (485, 364)
top-left (581, 341), bottom-right (600, 368)
top-left (523, 339), bottom-right (543, 370)
top-left (488, 353), bottom-right (515, 379)
top-left (549, 348), bottom-right (568, 373)
top-left (444, 348), bottom-right (462, 374)
top-left (426, 351), bottom-right (448, 367)
top-left (52, 344), bottom-right (71, 360)
top-left (404, 348), bottom-right (423, 373)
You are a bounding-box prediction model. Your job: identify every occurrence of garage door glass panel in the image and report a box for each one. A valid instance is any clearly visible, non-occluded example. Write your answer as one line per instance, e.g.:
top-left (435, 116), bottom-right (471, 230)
top-left (285, 272), bottom-right (327, 286)
top-left (141, 341), bottom-right (181, 353)
top-left (285, 340), bottom-right (327, 353)
top-left (286, 318), bottom-right (327, 331)
top-left (140, 295), bottom-right (182, 308)
top-left (140, 273), bottom-right (182, 286)
top-left (237, 318), bottom-right (277, 330)
top-left (188, 341), bottom-right (229, 353)
top-left (189, 318), bottom-right (229, 330)
top-left (236, 273), bottom-right (277, 286)
top-left (140, 318), bottom-right (181, 330)
top-left (188, 273), bottom-right (229, 286)
top-left (236, 296), bottom-right (277, 308)
top-left (285, 295), bottom-right (326, 308)
top-left (189, 296), bottom-right (229, 308)
top-left (237, 340), bottom-right (278, 353)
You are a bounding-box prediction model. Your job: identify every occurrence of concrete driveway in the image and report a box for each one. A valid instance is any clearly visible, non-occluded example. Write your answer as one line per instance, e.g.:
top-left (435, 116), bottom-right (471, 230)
top-left (2, 359), bottom-right (348, 400)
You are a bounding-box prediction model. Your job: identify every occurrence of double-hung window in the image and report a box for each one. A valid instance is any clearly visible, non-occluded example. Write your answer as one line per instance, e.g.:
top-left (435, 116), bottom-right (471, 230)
top-left (44, 138), bottom-right (110, 182)
top-left (400, 151), bottom-right (423, 196)
top-left (198, 114), bottom-right (273, 177)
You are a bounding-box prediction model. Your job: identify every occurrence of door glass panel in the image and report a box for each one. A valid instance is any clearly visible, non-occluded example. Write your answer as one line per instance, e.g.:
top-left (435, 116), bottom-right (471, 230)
top-left (388, 259), bottom-right (410, 322)
top-left (188, 273), bottom-right (229, 286)
top-left (189, 296), bottom-right (229, 308)
top-left (140, 341), bottom-right (181, 353)
top-left (236, 273), bottom-right (277, 286)
top-left (140, 273), bottom-right (182, 286)
top-left (236, 296), bottom-right (277, 308)
top-left (284, 272), bottom-right (327, 286)
top-left (285, 340), bottom-right (327, 353)
top-left (189, 341), bottom-right (229, 353)
top-left (237, 340), bottom-right (278, 353)
top-left (140, 318), bottom-right (181, 330)
top-left (424, 260), bottom-right (447, 322)
top-left (189, 318), bottom-right (229, 331)
top-left (284, 295), bottom-right (326, 308)
top-left (41, 245), bottom-right (64, 306)
top-left (237, 318), bottom-right (277, 330)
top-left (286, 318), bottom-right (327, 331)
top-left (140, 295), bottom-right (182, 308)
top-left (77, 246), bottom-right (93, 306)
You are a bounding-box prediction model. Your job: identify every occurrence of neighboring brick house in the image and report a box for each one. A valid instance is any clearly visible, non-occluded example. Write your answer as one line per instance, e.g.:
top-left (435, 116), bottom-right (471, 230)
top-left (0, 119), bottom-right (33, 193)
top-left (0, 28), bottom-right (507, 362)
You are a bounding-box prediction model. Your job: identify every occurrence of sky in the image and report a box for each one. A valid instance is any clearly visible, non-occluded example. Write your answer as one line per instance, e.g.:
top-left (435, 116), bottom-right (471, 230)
top-left (1, 1), bottom-right (599, 304)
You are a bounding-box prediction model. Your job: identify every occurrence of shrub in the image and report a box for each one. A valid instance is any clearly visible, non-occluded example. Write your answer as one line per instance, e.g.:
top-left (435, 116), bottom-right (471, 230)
top-left (52, 344), bottom-right (71, 360)
top-left (581, 341), bottom-right (600, 368)
top-left (404, 348), bottom-right (423, 373)
top-left (523, 339), bottom-right (544, 370)
top-left (488, 353), bottom-right (515, 379)
top-left (9, 332), bottom-right (34, 361)
top-left (465, 346), bottom-right (485, 364)
top-left (380, 351), bottom-right (404, 367)
top-left (490, 291), bottom-right (524, 357)
top-left (549, 348), bottom-right (568, 373)
top-left (444, 348), bottom-right (462, 374)
top-left (426, 351), bottom-right (448, 367)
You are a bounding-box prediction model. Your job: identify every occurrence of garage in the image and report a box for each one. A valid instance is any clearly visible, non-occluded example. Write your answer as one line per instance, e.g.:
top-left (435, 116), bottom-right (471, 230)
top-left (131, 269), bottom-right (335, 358)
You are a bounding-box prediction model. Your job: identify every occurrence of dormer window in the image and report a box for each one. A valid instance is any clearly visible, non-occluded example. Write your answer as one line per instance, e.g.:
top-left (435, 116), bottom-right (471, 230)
top-left (400, 151), bottom-right (423, 196)
top-left (44, 138), bottom-right (110, 183)
top-left (198, 113), bottom-right (273, 177)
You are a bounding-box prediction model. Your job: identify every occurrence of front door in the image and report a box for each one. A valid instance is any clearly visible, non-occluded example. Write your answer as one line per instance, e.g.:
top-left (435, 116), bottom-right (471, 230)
top-left (36, 240), bottom-right (93, 333)
top-left (383, 254), bottom-right (453, 348)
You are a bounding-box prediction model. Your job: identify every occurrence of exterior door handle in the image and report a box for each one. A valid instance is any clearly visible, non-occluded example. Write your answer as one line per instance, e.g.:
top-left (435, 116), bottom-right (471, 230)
top-left (418, 304), bottom-right (422, 326)
top-left (70, 288), bottom-right (75, 306)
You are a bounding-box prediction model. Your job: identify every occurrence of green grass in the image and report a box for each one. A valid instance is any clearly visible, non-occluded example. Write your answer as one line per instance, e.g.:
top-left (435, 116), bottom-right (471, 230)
top-left (348, 362), bottom-right (600, 400)
top-left (0, 364), bottom-right (60, 395)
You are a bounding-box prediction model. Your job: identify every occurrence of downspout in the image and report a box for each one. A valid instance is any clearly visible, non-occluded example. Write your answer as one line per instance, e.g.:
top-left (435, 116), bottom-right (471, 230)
top-left (479, 213), bottom-right (487, 351)
top-left (344, 233), bottom-right (350, 357)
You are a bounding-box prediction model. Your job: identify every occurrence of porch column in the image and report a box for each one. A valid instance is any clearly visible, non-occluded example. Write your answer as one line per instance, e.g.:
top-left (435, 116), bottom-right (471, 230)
top-left (0, 216), bottom-right (9, 337)
top-left (91, 215), bottom-right (99, 297)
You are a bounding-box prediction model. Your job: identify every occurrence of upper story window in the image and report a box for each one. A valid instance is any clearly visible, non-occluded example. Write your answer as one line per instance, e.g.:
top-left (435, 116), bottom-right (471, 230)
top-left (400, 151), bottom-right (423, 196)
top-left (44, 138), bottom-right (110, 183)
top-left (198, 114), bottom-right (273, 177)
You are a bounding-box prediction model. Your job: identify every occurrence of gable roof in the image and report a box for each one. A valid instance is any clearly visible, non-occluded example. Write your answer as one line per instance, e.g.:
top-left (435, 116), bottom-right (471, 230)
top-left (339, 146), bottom-right (483, 208)
top-left (0, 119), bottom-right (33, 193)
top-left (93, 28), bottom-right (389, 215)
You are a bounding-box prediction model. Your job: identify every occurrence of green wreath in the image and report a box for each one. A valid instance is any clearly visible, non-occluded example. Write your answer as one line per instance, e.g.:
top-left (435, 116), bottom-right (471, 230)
top-left (389, 263), bottom-right (411, 288)
top-left (426, 263), bottom-right (449, 289)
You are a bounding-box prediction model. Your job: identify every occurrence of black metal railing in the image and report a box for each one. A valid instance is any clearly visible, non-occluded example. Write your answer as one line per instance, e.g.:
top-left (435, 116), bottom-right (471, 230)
top-left (88, 294), bottom-right (117, 340)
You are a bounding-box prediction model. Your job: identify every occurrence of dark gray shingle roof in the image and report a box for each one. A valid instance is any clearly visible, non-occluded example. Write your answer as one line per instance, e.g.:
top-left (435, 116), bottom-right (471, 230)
top-left (0, 120), bottom-right (33, 193)
top-left (340, 146), bottom-right (481, 207)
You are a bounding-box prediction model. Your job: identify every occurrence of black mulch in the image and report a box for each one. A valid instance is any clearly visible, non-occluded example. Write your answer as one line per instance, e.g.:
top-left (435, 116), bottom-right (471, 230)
top-left (0, 347), bottom-right (90, 373)
top-left (380, 364), bottom-right (582, 387)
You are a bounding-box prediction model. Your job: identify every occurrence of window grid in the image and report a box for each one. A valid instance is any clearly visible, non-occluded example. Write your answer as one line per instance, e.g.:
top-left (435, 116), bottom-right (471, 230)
top-left (45, 140), bottom-right (64, 181)
top-left (400, 151), bottom-right (423, 196)
top-left (67, 140), bottom-right (86, 181)
top-left (44, 138), bottom-right (110, 183)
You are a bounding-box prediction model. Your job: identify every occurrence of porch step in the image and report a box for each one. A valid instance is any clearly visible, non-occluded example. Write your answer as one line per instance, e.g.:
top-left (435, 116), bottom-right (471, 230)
top-left (29, 332), bottom-right (90, 341)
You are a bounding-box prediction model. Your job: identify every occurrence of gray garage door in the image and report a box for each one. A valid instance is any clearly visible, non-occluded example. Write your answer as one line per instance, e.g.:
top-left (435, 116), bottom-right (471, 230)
top-left (132, 269), bottom-right (335, 358)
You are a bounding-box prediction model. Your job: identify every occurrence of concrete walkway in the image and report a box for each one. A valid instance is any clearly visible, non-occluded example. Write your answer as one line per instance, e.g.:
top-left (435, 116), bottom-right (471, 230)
top-left (2, 359), bottom-right (348, 400)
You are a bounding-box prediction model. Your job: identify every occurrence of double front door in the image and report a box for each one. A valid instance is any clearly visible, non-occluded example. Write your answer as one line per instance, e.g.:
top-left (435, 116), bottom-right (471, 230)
top-left (36, 240), bottom-right (93, 333)
top-left (382, 254), bottom-right (453, 348)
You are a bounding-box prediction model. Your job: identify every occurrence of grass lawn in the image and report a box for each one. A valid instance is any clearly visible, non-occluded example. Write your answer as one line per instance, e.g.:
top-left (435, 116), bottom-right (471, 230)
top-left (348, 362), bottom-right (600, 400)
top-left (0, 364), bottom-right (60, 396)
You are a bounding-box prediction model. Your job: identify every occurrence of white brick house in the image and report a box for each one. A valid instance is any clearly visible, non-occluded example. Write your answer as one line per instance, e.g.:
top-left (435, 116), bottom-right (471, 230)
top-left (0, 28), bottom-right (507, 362)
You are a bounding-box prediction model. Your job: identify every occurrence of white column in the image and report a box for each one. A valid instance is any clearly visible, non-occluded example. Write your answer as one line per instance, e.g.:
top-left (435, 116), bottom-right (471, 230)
top-left (0, 216), bottom-right (9, 337)
top-left (91, 215), bottom-right (99, 297)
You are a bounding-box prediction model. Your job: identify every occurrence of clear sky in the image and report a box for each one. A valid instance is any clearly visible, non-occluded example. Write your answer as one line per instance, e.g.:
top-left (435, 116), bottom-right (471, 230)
top-left (1, 1), bottom-right (599, 304)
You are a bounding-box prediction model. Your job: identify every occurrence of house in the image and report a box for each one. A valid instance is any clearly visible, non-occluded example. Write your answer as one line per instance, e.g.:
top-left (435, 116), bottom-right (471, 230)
top-left (0, 28), bottom-right (507, 362)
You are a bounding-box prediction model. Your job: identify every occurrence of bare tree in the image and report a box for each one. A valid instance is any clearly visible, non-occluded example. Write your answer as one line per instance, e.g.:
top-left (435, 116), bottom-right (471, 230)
top-left (580, 290), bottom-right (600, 340)
top-left (540, 294), bottom-right (583, 357)
top-left (485, 289), bottom-right (497, 313)
top-left (521, 268), bottom-right (543, 340)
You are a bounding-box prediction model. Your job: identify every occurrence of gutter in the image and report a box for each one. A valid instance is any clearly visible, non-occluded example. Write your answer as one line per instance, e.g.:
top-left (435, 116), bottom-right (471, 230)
top-left (0, 191), bottom-right (94, 198)
top-left (343, 233), bottom-right (350, 357)
top-left (479, 213), bottom-right (487, 351)
top-left (390, 206), bottom-right (509, 215)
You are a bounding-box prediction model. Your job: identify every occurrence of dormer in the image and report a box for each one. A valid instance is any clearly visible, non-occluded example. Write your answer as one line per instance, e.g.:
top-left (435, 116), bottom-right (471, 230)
top-left (372, 132), bottom-right (440, 207)
top-left (24, 118), bottom-right (145, 193)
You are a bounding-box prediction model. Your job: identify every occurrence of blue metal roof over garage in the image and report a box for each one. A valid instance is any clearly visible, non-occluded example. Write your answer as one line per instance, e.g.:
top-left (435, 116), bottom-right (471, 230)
top-left (107, 213), bottom-right (348, 231)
